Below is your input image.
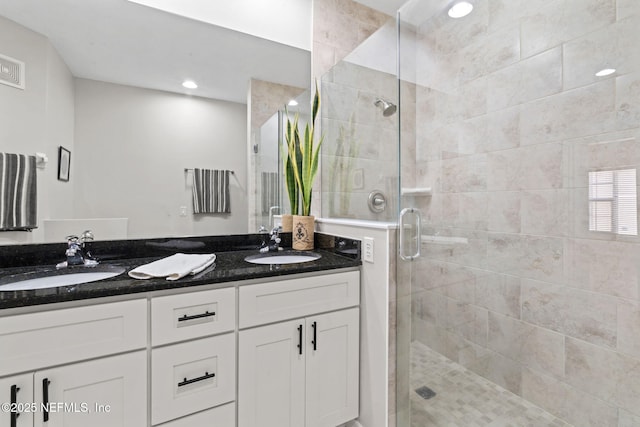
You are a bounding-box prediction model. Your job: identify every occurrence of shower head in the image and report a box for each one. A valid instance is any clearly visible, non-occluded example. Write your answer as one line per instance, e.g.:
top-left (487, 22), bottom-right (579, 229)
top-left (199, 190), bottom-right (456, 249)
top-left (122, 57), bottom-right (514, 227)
top-left (374, 98), bottom-right (397, 117)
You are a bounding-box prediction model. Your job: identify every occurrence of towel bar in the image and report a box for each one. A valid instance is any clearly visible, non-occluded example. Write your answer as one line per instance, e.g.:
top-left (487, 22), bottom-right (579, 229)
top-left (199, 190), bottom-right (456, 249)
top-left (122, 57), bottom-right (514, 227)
top-left (184, 168), bottom-right (234, 174)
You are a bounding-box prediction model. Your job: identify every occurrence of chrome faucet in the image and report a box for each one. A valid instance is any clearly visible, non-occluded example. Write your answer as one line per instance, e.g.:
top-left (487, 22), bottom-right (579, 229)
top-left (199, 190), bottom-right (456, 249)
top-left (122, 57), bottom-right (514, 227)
top-left (259, 226), bottom-right (282, 253)
top-left (65, 235), bottom-right (84, 266)
top-left (79, 230), bottom-right (97, 261)
top-left (57, 231), bottom-right (99, 268)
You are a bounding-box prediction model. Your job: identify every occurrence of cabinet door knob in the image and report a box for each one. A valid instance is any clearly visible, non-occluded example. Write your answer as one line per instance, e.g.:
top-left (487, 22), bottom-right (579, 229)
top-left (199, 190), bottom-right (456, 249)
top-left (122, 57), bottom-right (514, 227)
top-left (297, 324), bottom-right (303, 355)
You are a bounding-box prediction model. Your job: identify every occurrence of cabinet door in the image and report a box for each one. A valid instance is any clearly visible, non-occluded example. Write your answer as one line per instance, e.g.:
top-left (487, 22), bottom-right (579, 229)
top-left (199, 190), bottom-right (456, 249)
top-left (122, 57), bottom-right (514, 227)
top-left (0, 374), bottom-right (34, 427)
top-left (306, 308), bottom-right (360, 427)
top-left (33, 351), bottom-right (146, 427)
top-left (238, 319), bottom-right (305, 427)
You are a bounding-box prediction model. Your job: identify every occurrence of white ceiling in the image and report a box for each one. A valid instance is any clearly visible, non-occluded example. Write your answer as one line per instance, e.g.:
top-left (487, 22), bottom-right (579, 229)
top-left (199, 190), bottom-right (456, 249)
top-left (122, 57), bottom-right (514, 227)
top-left (0, 0), bottom-right (312, 104)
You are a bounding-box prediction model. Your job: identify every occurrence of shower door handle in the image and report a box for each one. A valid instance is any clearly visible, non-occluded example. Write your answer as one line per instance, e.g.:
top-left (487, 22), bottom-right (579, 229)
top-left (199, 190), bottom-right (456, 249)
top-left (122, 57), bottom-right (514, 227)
top-left (399, 207), bottom-right (421, 261)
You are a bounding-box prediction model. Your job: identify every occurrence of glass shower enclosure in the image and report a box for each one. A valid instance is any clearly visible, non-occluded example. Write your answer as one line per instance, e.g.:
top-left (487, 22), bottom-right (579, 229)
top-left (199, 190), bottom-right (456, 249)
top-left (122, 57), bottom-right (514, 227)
top-left (396, 0), bottom-right (640, 426)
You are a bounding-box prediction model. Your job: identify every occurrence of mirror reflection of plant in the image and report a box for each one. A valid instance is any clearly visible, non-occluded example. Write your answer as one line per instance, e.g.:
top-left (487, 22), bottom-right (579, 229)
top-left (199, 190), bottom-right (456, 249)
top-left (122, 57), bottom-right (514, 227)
top-left (284, 82), bottom-right (323, 217)
top-left (327, 112), bottom-right (359, 217)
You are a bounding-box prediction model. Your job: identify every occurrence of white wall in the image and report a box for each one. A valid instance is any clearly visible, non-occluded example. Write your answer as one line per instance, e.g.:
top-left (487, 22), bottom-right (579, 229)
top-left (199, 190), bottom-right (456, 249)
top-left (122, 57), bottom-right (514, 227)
top-left (74, 79), bottom-right (248, 239)
top-left (0, 15), bottom-right (75, 244)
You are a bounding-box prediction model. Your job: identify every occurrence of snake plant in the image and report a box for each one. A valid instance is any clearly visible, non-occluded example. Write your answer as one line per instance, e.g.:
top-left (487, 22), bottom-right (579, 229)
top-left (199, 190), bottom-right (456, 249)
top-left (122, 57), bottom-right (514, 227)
top-left (284, 82), bottom-right (323, 217)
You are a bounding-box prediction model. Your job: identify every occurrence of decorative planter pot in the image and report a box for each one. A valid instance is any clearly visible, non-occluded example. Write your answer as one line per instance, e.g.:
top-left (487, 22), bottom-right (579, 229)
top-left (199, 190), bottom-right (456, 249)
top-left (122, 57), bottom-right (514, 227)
top-left (281, 214), bottom-right (293, 233)
top-left (292, 215), bottom-right (315, 250)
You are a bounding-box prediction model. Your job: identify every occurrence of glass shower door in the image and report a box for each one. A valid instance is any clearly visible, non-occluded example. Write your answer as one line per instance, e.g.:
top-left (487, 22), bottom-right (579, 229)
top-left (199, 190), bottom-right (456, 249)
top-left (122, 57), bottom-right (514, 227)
top-left (398, 0), bottom-right (640, 426)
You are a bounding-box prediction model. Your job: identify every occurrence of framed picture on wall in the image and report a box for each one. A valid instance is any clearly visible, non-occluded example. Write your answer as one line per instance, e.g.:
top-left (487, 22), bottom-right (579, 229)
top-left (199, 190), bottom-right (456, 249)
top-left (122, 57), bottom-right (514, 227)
top-left (57, 146), bottom-right (70, 182)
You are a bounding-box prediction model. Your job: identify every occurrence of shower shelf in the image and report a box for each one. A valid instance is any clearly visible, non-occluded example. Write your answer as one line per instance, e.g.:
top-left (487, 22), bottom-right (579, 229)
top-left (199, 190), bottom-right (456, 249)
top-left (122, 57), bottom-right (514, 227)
top-left (401, 187), bottom-right (432, 196)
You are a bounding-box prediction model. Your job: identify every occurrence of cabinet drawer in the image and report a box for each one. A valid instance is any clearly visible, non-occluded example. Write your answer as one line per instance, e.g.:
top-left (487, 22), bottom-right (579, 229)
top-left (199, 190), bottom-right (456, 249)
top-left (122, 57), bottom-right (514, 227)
top-left (158, 402), bottom-right (235, 427)
top-left (0, 299), bottom-right (147, 376)
top-left (151, 333), bottom-right (236, 425)
top-left (239, 271), bottom-right (360, 328)
top-left (151, 287), bottom-right (235, 346)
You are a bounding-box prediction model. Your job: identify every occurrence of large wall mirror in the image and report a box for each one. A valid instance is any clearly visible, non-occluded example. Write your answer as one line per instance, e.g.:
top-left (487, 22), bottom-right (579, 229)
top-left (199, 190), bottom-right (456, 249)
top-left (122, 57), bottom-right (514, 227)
top-left (0, 0), bottom-right (310, 245)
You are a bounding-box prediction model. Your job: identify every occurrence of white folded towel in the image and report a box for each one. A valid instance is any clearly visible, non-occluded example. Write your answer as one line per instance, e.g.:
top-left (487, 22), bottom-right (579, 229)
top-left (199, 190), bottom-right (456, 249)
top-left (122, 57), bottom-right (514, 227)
top-left (128, 253), bottom-right (216, 281)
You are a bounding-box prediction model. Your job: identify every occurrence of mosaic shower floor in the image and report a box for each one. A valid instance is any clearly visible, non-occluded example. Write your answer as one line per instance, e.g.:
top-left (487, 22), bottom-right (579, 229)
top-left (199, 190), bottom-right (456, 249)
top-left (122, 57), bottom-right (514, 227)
top-left (410, 341), bottom-right (572, 427)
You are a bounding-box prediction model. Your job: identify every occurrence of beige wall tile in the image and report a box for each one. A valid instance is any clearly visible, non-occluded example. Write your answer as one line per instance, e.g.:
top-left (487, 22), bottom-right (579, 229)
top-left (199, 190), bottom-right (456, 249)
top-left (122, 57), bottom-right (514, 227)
top-left (619, 409), bottom-right (640, 427)
top-left (617, 0), bottom-right (639, 21)
top-left (441, 154), bottom-right (487, 193)
top-left (616, 72), bottom-right (640, 130)
top-left (522, 280), bottom-right (617, 348)
top-left (457, 25), bottom-right (520, 83)
top-left (521, 189), bottom-right (569, 237)
top-left (466, 348), bottom-right (522, 394)
top-left (487, 234), bottom-right (564, 282)
top-left (312, 0), bottom-right (389, 79)
top-left (485, 106), bottom-right (521, 152)
top-left (487, 143), bottom-right (563, 191)
top-left (522, 368), bottom-right (619, 427)
top-left (618, 301), bottom-right (640, 359)
top-left (487, 191), bottom-right (521, 233)
top-left (520, 0), bottom-right (616, 58)
top-left (567, 238), bottom-right (640, 300)
top-left (488, 312), bottom-right (564, 378)
top-left (488, 0), bottom-right (554, 32)
top-left (564, 16), bottom-right (640, 91)
top-left (441, 192), bottom-right (489, 230)
top-left (475, 272), bottom-right (521, 318)
top-left (566, 337), bottom-right (640, 415)
top-left (520, 80), bottom-right (616, 146)
top-left (487, 47), bottom-right (562, 111)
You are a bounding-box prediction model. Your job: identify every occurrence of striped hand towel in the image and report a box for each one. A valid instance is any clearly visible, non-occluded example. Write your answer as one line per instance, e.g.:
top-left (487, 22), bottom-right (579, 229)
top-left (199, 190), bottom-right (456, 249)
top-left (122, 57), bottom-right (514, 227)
top-left (192, 169), bottom-right (231, 214)
top-left (0, 153), bottom-right (37, 231)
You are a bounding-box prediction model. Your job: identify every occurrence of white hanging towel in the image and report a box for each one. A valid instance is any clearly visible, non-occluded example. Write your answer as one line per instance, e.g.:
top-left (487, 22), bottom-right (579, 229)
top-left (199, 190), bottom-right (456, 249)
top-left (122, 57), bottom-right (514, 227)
top-left (192, 169), bottom-right (231, 214)
top-left (128, 253), bottom-right (216, 280)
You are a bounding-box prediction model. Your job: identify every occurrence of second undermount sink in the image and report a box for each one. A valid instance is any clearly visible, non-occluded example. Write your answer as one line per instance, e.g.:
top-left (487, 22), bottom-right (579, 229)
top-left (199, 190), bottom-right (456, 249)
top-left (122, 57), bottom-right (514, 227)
top-left (0, 265), bottom-right (127, 291)
top-left (244, 251), bottom-right (321, 265)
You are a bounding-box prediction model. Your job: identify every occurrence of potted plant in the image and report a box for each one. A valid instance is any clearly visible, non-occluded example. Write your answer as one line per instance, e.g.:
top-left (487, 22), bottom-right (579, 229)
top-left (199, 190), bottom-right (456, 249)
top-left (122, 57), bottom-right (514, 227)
top-left (284, 82), bottom-right (323, 250)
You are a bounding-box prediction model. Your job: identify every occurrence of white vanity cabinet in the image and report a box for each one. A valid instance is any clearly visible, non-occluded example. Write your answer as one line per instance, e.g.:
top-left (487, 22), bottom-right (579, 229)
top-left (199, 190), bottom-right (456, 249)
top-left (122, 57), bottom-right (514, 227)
top-left (0, 267), bottom-right (360, 427)
top-left (237, 271), bottom-right (360, 427)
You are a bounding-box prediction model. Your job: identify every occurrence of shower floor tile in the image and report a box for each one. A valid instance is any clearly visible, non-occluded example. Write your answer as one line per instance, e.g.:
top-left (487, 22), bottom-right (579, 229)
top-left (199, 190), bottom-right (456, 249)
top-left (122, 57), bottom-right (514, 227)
top-left (410, 341), bottom-right (572, 427)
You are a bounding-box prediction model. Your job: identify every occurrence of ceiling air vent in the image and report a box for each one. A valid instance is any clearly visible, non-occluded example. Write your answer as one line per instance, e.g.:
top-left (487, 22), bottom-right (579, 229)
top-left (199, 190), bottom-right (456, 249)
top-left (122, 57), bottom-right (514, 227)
top-left (0, 53), bottom-right (25, 90)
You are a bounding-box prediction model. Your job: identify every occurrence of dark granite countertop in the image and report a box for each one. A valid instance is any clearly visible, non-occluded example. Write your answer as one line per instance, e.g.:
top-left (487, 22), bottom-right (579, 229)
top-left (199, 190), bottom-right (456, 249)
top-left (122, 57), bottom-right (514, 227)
top-left (0, 233), bottom-right (361, 310)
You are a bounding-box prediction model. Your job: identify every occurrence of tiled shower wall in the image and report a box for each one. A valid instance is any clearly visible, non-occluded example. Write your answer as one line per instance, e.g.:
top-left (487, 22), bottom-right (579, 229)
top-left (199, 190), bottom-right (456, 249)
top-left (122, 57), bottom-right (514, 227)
top-left (407, 0), bottom-right (640, 425)
top-left (320, 59), bottom-right (399, 221)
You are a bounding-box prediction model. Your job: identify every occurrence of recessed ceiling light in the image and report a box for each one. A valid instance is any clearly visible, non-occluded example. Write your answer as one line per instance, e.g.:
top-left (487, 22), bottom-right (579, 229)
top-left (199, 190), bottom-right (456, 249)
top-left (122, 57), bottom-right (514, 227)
top-left (595, 68), bottom-right (616, 77)
top-left (448, 1), bottom-right (473, 18)
top-left (288, 99), bottom-right (299, 106)
top-left (182, 80), bottom-right (198, 89)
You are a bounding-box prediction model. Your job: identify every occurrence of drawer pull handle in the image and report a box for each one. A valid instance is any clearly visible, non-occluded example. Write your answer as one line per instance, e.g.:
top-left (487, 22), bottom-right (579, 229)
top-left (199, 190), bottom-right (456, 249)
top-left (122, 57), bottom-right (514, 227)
top-left (297, 324), bottom-right (303, 355)
top-left (178, 311), bottom-right (216, 322)
top-left (42, 378), bottom-right (50, 422)
top-left (311, 321), bottom-right (317, 351)
top-left (177, 371), bottom-right (216, 387)
top-left (10, 384), bottom-right (20, 427)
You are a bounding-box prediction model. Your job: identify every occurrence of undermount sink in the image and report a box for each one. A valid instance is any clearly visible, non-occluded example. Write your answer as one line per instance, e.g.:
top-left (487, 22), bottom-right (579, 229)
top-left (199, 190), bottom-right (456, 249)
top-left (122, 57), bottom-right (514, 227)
top-left (0, 265), bottom-right (126, 291)
top-left (244, 251), bottom-right (321, 265)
